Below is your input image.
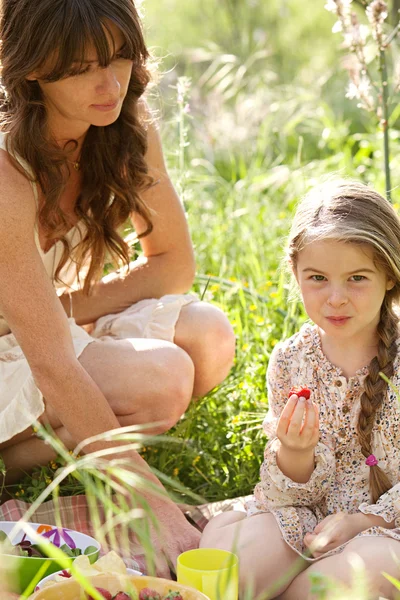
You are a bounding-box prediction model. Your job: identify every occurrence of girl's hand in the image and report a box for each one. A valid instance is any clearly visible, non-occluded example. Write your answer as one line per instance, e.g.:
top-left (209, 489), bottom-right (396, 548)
top-left (276, 393), bottom-right (319, 452)
top-left (304, 513), bottom-right (374, 557)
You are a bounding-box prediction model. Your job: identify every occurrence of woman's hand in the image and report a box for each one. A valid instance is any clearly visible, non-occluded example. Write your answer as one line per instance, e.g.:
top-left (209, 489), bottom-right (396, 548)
top-left (139, 497), bottom-right (200, 577)
top-left (276, 393), bottom-right (319, 452)
top-left (304, 512), bottom-right (381, 557)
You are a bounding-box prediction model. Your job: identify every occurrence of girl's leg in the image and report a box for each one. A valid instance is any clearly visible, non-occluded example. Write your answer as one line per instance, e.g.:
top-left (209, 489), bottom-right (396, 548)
top-left (201, 511), bottom-right (308, 598)
top-left (174, 302), bottom-right (236, 397)
top-left (281, 537), bottom-right (400, 600)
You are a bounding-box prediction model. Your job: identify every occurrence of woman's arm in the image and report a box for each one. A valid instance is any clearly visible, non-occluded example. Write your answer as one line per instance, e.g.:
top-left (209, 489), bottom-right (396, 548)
top-left (63, 113), bottom-right (196, 326)
top-left (0, 153), bottom-right (200, 575)
top-left (0, 153), bottom-right (167, 476)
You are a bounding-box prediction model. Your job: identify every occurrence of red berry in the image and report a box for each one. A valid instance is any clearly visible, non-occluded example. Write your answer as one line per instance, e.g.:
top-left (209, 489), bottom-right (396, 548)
top-left (87, 588), bottom-right (113, 600)
top-left (60, 570), bottom-right (72, 578)
top-left (139, 589), bottom-right (161, 600)
top-left (113, 593), bottom-right (132, 600)
top-left (288, 386), bottom-right (311, 400)
top-left (163, 592), bottom-right (183, 600)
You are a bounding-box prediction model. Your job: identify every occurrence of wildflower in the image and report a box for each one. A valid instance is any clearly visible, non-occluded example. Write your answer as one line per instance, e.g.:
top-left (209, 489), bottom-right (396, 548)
top-left (270, 291), bottom-right (279, 298)
top-left (249, 304), bottom-right (257, 311)
top-left (366, 0), bottom-right (388, 27)
top-left (232, 416), bottom-right (240, 425)
top-left (40, 527), bottom-right (77, 548)
top-left (173, 468), bottom-right (179, 477)
top-left (242, 343), bottom-right (249, 351)
top-left (325, 0), bottom-right (339, 14)
top-left (192, 456), bottom-right (201, 466)
top-left (366, 0), bottom-right (388, 42)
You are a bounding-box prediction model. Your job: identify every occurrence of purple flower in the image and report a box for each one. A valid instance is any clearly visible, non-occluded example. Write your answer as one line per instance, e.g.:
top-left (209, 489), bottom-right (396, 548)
top-left (40, 527), bottom-right (76, 549)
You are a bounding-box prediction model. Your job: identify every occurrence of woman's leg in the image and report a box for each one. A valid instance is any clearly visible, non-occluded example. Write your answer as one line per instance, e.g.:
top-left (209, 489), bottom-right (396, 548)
top-left (281, 537), bottom-right (400, 600)
top-left (0, 337), bottom-right (195, 483)
top-left (174, 302), bottom-right (236, 397)
top-left (201, 511), bottom-right (308, 598)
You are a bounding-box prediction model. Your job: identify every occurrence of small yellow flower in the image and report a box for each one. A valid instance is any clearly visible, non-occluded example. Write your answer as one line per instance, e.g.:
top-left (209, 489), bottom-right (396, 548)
top-left (232, 416), bottom-right (240, 424)
top-left (270, 291), bottom-right (279, 298)
top-left (210, 284), bottom-right (220, 292)
top-left (271, 339), bottom-right (278, 347)
top-left (15, 492), bottom-right (20, 497)
top-left (192, 456), bottom-right (201, 466)
top-left (279, 211), bottom-right (286, 219)
top-left (242, 343), bottom-right (249, 351)
top-left (238, 381), bottom-right (245, 389)
top-left (51, 462), bottom-right (58, 470)
top-left (45, 478), bottom-right (52, 485)
top-left (243, 281), bottom-right (249, 288)
top-left (393, 203), bottom-right (400, 212)
top-left (173, 468), bottom-right (180, 477)
top-left (249, 304), bottom-right (257, 311)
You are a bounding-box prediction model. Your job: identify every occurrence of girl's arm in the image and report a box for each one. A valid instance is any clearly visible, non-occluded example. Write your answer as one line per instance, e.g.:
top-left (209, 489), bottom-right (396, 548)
top-left (254, 343), bottom-right (335, 510)
top-left (61, 112), bottom-right (196, 325)
top-left (358, 481), bottom-right (400, 528)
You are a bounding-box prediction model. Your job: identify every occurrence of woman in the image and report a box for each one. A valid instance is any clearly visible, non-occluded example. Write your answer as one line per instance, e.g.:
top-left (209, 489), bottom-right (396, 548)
top-left (0, 0), bottom-right (235, 575)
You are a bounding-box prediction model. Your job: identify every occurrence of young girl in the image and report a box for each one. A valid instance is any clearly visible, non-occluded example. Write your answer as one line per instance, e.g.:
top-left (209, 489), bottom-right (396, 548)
top-left (201, 181), bottom-right (400, 599)
top-left (0, 0), bottom-right (235, 576)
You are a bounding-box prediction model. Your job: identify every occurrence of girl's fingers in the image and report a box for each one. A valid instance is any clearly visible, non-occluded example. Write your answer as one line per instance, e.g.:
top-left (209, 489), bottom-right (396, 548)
top-left (301, 399), bottom-right (315, 433)
top-left (287, 397), bottom-right (306, 432)
top-left (277, 395), bottom-right (299, 434)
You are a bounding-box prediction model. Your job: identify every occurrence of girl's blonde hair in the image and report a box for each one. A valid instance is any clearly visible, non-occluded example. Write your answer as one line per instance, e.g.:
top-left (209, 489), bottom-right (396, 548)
top-left (288, 180), bottom-right (400, 503)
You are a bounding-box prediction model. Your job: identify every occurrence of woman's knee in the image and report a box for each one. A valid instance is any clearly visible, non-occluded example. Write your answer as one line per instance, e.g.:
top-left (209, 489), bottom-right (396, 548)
top-left (176, 303), bottom-right (236, 390)
top-left (150, 344), bottom-right (195, 430)
top-left (79, 339), bottom-right (195, 431)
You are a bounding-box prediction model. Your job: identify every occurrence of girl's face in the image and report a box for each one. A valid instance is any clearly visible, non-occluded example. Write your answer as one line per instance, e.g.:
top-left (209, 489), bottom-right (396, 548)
top-left (29, 21), bottom-right (133, 140)
top-left (295, 239), bottom-right (394, 345)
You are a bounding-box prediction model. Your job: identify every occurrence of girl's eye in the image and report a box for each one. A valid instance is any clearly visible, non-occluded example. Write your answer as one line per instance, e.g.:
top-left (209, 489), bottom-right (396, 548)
top-left (350, 275), bottom-right (366, 282)
top-left (311, 275), bottom-right (326, 282)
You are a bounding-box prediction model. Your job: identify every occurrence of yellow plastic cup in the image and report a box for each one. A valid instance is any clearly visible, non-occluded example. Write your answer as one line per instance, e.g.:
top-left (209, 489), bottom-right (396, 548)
top-left (177, 548), bottom-right (239, 600)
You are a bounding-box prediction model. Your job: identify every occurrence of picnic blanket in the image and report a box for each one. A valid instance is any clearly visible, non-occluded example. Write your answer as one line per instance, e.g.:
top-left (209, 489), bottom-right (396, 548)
top-left (0, 495), bottom-right (249, 574)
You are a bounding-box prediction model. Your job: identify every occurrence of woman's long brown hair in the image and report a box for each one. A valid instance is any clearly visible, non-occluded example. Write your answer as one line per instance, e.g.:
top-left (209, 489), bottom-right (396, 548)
top-left (0, 0), bottom-right (153, 292)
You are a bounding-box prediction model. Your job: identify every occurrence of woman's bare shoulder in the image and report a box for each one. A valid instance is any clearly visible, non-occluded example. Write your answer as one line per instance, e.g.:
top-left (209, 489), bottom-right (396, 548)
top-left (0, 148), bottom-right (36, 222)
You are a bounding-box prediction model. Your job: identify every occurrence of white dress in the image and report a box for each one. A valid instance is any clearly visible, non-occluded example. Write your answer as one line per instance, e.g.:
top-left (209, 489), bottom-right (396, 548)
top-left (0, 132), bottom-right (197, 443)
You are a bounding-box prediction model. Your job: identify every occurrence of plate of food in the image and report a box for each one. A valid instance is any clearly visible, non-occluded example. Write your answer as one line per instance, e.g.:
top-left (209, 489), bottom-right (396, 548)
top-left (29, 574), bottom-right (210, 599)
top-left (36, 551), bottom-right (142, 590)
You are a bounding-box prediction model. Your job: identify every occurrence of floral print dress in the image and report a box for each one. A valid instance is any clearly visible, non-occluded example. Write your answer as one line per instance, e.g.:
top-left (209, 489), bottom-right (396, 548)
top-left (246, 323), bottom-right (400, 561)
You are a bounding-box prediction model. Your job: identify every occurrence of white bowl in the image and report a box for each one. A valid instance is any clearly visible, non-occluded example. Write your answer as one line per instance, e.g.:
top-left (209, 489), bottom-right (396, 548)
top-left (0, 521), bottom-right (100, 594)
top-left (36, 566), bottom-right (143, 590)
